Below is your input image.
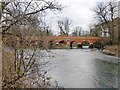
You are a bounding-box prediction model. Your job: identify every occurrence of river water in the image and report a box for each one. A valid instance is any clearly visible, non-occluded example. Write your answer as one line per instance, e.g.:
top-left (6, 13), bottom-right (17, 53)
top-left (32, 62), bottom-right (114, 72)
top-left (37, 49), bottom-right (119, 88)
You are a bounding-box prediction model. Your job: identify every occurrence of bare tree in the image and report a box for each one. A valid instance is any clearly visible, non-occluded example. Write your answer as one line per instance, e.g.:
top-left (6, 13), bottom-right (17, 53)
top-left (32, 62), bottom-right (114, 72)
top-left (57, 18), bottom-right (72, 36)
top-left (93, 1), bottom-right (117, 41)
top-left (1, 1), bottom-right (61, 35)
top-left (71, 26), bottom-right (82, 36)
top-left (1, 0), bottom-right (62, 88)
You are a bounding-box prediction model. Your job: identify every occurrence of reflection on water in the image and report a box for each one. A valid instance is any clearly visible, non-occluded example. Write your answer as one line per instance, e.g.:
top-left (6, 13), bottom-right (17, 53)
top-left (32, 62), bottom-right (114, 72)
top-left (38, 49), bottom-right (118, 88)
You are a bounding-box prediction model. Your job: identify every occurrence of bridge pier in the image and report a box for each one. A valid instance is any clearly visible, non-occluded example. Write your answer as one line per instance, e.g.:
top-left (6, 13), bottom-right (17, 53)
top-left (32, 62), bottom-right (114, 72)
top-left (66, 42), bottom-right (70, 49)
top-left (77, 44), bottom-right (82, 48)
top-left (89, 44), bottom-right (93, 49)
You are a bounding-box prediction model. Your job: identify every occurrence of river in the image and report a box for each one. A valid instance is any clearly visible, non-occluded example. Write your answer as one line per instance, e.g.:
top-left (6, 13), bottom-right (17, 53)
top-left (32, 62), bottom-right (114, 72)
top-left (36, 49), bottom-right (119, 88)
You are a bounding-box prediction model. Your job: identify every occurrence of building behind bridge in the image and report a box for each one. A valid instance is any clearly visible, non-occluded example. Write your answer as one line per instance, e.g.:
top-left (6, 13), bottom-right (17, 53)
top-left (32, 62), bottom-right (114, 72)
top-left (90, 17), bottom-right (120, 43)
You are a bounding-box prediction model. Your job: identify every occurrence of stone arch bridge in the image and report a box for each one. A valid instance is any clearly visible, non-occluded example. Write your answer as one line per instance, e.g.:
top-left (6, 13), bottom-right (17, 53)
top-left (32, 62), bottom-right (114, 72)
top-left (26, 36), bottom-right (109, 49)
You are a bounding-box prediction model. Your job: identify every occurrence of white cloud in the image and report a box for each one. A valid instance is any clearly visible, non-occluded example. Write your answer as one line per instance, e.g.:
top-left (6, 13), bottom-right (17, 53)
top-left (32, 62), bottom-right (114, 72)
top-left (45, 0), bottom-right (119, 34)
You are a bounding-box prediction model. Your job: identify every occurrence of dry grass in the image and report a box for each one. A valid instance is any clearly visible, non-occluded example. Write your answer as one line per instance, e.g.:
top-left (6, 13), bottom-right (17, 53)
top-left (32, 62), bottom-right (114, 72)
top-left (2, 47), bottom-right (30, 88)
top-left (104, 45), bottom-right (120, 56)
top-left (2, 47), bottom-right (15, 79)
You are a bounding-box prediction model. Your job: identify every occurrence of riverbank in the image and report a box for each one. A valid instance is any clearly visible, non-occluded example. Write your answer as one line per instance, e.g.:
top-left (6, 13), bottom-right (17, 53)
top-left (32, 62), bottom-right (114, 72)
top-left (103, 45), bottom-right (120, 57)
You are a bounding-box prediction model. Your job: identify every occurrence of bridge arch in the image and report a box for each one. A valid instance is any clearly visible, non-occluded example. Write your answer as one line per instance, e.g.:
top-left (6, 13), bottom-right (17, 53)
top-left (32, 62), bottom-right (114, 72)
top-left (48, 40), bottom-right (54, 49)
top-left (59, 40), bottom-right (66, 44)
top-left (93, 41), bottom-right (103, 49)
top-left (57, 40), bottom-right (67, 48)
top-left (69, 41), bottom-right (78, 48)
top-left (81, 41), bottom-right (90, 46)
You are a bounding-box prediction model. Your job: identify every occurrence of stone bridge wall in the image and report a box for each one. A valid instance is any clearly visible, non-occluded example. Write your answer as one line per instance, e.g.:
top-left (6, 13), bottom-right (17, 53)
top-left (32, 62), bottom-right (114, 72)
top-left (25, 36), bottom-right (108, 44)
top-left (24, 36), bottom-right (109, 48)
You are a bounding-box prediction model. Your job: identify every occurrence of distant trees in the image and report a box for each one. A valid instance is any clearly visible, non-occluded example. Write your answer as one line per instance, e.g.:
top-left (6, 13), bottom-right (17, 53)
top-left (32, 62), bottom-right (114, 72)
top-left (92, 1), bottom-right (118, 41)
top-left (71, 26), bottom-right (82, 36)
top-left (57, 18), bottom-right (72, 36)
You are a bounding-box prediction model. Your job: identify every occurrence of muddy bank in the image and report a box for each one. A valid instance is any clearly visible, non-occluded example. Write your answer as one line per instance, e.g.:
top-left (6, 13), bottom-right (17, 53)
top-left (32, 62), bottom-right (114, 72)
top-left (102, 45), bottom-right (120, 57)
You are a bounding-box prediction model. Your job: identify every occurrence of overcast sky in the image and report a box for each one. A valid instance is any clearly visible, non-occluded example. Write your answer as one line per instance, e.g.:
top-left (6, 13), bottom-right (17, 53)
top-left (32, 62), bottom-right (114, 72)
top-left (44, 0), bottom-right (117, 35)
